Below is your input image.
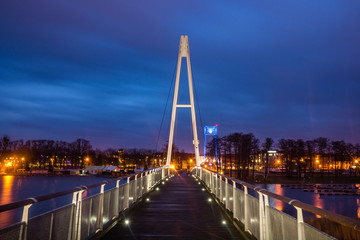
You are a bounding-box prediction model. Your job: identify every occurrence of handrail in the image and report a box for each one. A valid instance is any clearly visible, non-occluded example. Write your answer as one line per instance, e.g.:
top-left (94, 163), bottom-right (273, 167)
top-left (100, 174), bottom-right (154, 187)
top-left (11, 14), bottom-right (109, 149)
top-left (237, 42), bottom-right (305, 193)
top-left (200, 167), bottom-right (360, 231)
top-left (0, 167), bottom-right (163, 214)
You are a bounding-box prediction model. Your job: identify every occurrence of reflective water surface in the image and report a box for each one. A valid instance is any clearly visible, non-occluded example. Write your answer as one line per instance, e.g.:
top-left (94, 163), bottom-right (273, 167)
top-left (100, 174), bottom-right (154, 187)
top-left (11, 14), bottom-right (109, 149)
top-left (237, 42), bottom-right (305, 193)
top-left (258, 184), bottom-right (360, 220)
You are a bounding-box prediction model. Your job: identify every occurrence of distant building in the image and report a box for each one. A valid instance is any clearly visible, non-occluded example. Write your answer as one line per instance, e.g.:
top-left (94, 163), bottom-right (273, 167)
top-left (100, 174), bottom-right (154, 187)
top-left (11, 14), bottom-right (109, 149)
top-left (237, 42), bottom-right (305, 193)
top-left (60, 166), bottom-right (83, 175)
top-left (85, 166), bottom-right (105, 175)
top-left (102, 166), bottom-right (120, 174)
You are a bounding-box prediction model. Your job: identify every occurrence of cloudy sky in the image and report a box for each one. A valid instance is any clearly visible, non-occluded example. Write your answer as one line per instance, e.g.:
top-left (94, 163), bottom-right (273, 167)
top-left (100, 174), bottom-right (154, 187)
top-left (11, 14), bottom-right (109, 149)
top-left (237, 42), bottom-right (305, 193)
top-left (1, 1), bottom-right (360, 152)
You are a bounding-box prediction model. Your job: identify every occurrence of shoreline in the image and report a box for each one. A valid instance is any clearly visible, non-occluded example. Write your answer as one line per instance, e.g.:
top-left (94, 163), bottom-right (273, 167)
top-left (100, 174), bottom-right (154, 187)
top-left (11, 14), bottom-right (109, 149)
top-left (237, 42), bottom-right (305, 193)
top-left (248, 175), bottom-right (360, 184)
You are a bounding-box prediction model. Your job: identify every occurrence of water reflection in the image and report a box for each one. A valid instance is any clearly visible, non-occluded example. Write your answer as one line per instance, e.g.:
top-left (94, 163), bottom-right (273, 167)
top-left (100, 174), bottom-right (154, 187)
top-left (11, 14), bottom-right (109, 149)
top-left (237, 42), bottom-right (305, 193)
top-left (312, 193), bottom-right (324, 218)
top-left (0, 175), bottom-right (14, 205)
top-left (0, 176), bottom-right (17, 228)
top-left (267, 184), bottom-right (284, 212)
top-left (259, 183), bottom-right (360, 220)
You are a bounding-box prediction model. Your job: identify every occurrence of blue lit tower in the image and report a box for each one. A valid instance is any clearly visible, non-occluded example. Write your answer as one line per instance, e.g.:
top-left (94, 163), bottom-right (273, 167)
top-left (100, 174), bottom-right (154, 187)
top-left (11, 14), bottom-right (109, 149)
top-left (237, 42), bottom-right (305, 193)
top-left (204, 125), bottom-right (218, 164)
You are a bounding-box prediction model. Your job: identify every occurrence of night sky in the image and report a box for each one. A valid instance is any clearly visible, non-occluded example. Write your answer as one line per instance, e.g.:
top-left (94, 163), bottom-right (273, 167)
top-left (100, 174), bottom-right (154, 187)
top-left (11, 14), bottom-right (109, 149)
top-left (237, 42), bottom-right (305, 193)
top-left (1, 1), bottom-right (360, 152)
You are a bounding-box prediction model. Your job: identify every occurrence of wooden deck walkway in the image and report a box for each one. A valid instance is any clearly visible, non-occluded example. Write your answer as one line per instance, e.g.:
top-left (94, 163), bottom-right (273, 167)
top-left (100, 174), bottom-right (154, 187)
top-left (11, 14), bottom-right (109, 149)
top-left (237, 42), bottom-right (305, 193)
top-left (101, 171), bottom-right (247, 240)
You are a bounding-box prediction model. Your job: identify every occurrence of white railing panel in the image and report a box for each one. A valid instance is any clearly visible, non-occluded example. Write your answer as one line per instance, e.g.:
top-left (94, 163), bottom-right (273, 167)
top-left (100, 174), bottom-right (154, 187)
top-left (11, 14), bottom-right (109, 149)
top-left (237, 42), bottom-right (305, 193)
top-left (0, 222), bottom-right (24, 240)
top-left (118, 184), bottom-right (126, 212)
top-left (27, 204), bottom-right (74, 240)
top-left (304, 222), bottom-right (335, 240)
top-left (228, 181), bottom-right (234, 212)
top-left (247, 194), bottom-right (260, 239)
top-left (80, 198), bottom-right (91, 240)
top-left (102, 190), bottom-right (112, 225)
top-left (235, 188), bottom-right (245, 222)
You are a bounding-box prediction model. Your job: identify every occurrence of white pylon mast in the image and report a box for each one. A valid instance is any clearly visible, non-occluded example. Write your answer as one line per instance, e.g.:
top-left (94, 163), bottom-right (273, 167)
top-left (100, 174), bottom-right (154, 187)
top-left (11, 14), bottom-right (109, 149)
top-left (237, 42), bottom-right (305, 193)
top-left (166, 35), bottom-right (201, 167)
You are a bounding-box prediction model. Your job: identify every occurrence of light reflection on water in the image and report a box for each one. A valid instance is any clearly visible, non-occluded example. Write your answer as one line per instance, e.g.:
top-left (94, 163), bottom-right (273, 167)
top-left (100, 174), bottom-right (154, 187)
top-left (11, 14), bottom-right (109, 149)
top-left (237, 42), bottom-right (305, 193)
top-left (0, 176), bottom-right (16, 227)
top-left (0, 176), bottom-right (14, 205)
top-left (0, 175), bottom-right (119, 229)
top-left (258, 184), bottom-right (360, 220)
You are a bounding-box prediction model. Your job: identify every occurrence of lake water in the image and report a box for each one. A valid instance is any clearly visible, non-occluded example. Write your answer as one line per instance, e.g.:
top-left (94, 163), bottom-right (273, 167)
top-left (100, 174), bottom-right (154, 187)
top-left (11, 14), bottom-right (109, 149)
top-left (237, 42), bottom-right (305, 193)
top-left (256, 183), bottom-right (360, 220)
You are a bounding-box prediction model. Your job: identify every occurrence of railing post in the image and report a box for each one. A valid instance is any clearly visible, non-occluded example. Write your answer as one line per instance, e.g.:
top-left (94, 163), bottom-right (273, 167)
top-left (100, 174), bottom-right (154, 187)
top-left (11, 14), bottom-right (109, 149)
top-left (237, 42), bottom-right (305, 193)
top-left (97, 184), bottom-right (105, 230)
top-left (264, 194), bottom-right (270, 240)
top-left (115, 180), bottom-right (120, 216)
top-left (151, 170), bottom-right (154, 187)
top-left (244, 185), bottom-right (249, 232)
top-left (76, 190), bottom-right (84, 240)
top-left (217, 174), bottom-right (221, 198)
top-left (295, 206), bottom-right (306, 240)
top-left (148, 170), bottom-right (151, 190)
top-left (232, 180), bottom-right (237, 220)
top-left (125, 177), bottom-right (130, 208)
top-left (225, 178), bottom-right (229, 209)
top-left (20, 202), bottom-right (33, 240)
top-left (200, 167), bottom-right (203, 180)
top-left (144, 172), bottom-right (148, 192)
top-left (140, 173), bottom-right (144, 196)
top-left (213, 173), bottom-right (216, 193)
top-left (258, 192), bottom-right (265, 240)
top-left (70, 190), bottom-right (83, 240)
top-left (219, 176), bottom-right (223, 203)
top-left (214, 173), bottom-right (217, 196)
top-left (134, 175), bottom-right (138, 201)
top-left (70, 192), bottom-right (77, 240)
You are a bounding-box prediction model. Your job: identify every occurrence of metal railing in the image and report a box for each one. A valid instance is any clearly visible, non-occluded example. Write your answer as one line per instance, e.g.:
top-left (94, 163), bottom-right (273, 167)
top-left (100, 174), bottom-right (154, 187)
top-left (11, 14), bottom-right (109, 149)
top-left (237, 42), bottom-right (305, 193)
top-left (192, 167), bottom-right (360, 240)
top-left (0, 166), bottom-right (172, 240)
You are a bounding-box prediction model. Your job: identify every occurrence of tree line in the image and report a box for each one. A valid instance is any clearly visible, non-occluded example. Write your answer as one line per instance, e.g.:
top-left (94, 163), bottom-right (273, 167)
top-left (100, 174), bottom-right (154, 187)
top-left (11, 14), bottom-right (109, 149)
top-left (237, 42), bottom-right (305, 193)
top-left (2, 133), bottom-right (360, 180)
top-left (0, 135), bottom-right (154, 171)
top-left (206, 134), bottom-right (360, 180)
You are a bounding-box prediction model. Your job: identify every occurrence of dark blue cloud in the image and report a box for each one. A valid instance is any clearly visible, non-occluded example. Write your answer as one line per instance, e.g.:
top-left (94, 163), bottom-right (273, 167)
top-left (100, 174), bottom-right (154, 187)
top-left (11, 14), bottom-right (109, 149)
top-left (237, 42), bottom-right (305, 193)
top-left (0, 0), bottom-right (360, 151)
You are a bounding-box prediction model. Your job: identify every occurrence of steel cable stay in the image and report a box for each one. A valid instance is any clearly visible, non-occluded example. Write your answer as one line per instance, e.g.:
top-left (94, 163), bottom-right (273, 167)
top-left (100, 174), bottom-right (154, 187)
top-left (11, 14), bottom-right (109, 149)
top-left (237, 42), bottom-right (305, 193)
top-left (191, 70), bottom-right (205, 155)
top-left (152, 59), bottom-right (177, 163)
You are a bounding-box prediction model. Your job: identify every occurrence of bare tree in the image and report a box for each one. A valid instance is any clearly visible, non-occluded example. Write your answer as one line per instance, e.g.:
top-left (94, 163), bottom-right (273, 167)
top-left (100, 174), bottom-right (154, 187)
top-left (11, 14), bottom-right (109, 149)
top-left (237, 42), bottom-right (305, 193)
top-left (263, 138), bottom-right (274, 179)
top-left (0, 135), bottom-right (10, 162)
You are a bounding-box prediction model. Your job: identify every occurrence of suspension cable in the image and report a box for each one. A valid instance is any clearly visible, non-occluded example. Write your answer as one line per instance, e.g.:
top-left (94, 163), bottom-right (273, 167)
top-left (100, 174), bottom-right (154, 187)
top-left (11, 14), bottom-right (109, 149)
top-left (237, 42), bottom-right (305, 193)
top-left (152, 60), bottom-right (177, 164)
top-left (192, 70), bottom-right (204, 146)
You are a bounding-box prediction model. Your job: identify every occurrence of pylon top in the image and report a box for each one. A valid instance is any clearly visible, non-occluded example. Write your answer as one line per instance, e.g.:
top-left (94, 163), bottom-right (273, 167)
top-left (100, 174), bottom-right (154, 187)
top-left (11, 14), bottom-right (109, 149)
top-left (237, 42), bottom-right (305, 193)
top-left (179, 35), bottom-right (189, 57)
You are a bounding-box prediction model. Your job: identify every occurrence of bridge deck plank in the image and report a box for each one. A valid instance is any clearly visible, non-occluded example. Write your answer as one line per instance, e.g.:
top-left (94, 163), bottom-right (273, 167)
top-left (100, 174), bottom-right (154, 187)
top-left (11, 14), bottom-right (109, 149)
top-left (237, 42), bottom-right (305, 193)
top-left (102, 171), bottom-right (246, 240)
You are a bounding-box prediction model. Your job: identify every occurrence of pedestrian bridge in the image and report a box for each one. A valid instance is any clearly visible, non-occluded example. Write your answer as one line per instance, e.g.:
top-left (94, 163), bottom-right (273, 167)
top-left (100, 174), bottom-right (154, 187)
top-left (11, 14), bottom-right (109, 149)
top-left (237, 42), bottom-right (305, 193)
top-left (1, 166), bottom-right (360, 240)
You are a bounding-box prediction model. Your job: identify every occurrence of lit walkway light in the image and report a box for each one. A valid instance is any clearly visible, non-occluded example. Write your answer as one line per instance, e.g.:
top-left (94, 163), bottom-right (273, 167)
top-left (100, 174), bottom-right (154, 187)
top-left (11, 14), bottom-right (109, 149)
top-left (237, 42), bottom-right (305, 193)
top-left (125, 220), bottom-right (130, 225)
top-left (208, 198), bottom-right (212, 202)
top-left (222, 220), bottom-right (226, 225)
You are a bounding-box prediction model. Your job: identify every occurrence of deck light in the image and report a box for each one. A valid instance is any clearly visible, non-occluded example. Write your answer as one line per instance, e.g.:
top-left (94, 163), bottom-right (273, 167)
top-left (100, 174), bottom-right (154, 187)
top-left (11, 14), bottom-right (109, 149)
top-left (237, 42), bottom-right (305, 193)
top-left (125, 220), bottom-right (129, 225)
top-left (208, 198), bottom-right (212, 202)
top-left (222, 220), bottom-right (226, 225)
